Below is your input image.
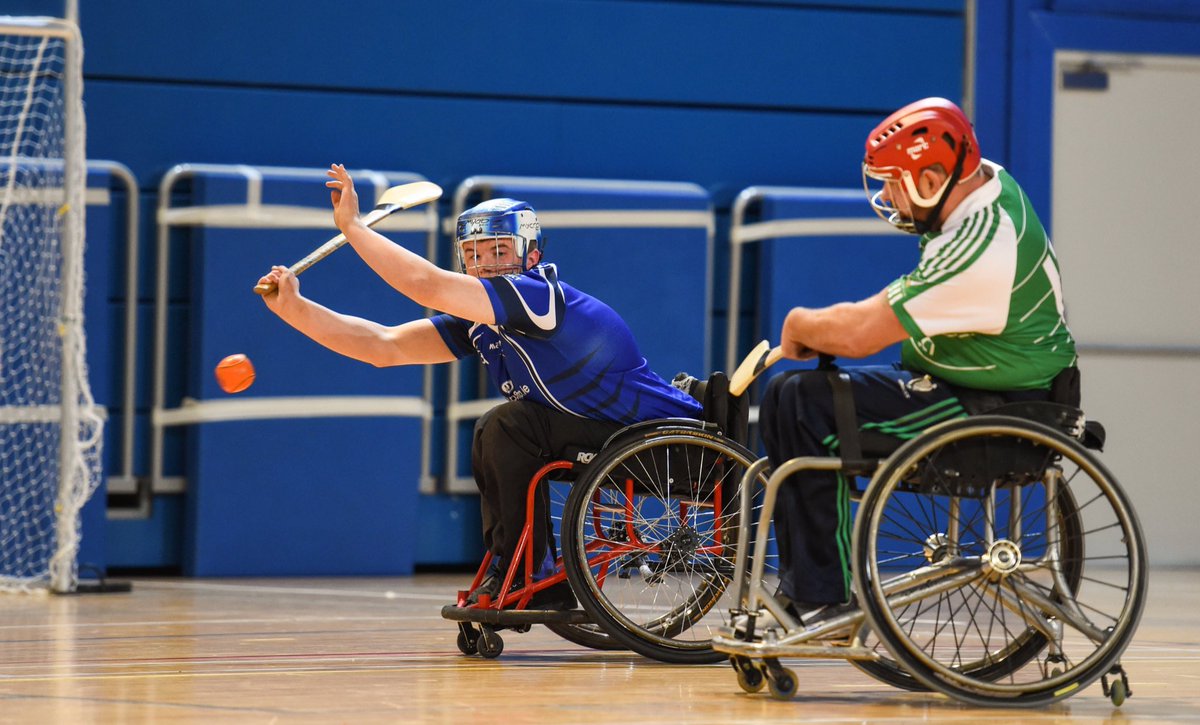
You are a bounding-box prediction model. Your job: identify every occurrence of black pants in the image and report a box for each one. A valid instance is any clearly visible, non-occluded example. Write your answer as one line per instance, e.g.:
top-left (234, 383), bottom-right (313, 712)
top-left (472, 401), bottom-right (623, 567)
top-left (759, 364), bottom-right (962, 604)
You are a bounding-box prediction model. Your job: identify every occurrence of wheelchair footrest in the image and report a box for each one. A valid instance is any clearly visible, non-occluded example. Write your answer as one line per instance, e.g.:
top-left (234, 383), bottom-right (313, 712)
top-left (712, 632), bottom-right (880, 661)
top-left (440, 604), bottom-right (593, 626)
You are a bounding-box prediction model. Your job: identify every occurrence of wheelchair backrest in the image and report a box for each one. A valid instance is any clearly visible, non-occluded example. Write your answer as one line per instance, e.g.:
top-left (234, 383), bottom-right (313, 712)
top-left (699, 371), bottom-right (750, 447)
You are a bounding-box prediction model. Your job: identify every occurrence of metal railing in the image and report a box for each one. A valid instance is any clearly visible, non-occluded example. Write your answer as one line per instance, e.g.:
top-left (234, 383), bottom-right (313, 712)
top-left (144, 163), bottom-right (439, 514)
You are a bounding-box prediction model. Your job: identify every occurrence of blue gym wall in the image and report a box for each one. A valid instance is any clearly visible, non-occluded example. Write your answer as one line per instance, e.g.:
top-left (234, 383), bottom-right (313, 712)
top-left (8, 0), bottom-right (1191, 572)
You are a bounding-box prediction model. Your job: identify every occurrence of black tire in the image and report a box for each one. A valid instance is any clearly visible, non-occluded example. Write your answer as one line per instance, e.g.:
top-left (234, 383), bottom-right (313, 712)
top-left (854, 416), bottom-right (1147, 707)
top-left (543, 622), bottom-right (626, 651)
top-left (456, 626), bottom-right (478, 656)
top-left (561, 425), bottom-right (773, 664)
top-left (477, 627), bottom-right (504, 659)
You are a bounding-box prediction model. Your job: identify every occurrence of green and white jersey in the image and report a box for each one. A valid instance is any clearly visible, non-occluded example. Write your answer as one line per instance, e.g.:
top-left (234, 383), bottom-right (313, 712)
top-left (886, 160), bottom-right (1077, 390)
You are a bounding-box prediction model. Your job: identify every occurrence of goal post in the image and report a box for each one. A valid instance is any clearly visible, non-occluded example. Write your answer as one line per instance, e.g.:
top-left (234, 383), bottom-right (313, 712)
top-left (0, 16), bottom-right (103, 593)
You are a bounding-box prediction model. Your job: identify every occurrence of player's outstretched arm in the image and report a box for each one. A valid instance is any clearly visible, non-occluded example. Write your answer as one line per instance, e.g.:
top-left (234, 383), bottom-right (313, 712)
top-left (256, 265), bottom-right (456, 366)
top-left (325, 164), bottom-right (494, 323)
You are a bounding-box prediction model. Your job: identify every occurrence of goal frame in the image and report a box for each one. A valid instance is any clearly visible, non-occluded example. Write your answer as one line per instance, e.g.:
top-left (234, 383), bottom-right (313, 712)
top-left (0, 15), bottom-right (95, 594)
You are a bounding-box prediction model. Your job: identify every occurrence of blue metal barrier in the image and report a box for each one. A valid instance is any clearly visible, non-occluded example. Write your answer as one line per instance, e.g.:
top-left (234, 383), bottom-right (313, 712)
top-left (150, 164), bottom-right (437, 575)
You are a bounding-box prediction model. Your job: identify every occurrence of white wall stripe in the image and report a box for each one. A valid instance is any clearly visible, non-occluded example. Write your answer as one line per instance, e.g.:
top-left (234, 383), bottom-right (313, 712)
top-left (153, 396), bottom-right (430, 427)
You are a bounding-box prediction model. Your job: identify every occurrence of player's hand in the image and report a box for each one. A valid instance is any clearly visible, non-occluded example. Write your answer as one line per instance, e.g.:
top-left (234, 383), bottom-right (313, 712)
top-left (257, 265), bottom-right (300, 314)
top-left (781, 337), bottom-right (818, 361)
top-left (325, 163), bottom-right (362, 233)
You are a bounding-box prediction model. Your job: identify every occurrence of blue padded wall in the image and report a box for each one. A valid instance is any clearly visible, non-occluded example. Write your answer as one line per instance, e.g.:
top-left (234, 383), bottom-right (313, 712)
top-left (50, 0), bottom-right (977, 569)
top-left (174, 170), bottom-right (430, 575)
top-left (79, 2), bottom-right (964, 200)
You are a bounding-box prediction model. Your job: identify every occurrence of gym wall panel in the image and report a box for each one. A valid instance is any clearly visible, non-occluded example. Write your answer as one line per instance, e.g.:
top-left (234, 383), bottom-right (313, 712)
top-left (85, 81), bottom-right (895, 202)
top-left (60, 0), bottom-right (974, 568)
top-left (81, 1), bottom-right (960, 113)
top-left (78, 169), bottom-right (123, 575)
top-left (151, 167), bottom-right (435, 575)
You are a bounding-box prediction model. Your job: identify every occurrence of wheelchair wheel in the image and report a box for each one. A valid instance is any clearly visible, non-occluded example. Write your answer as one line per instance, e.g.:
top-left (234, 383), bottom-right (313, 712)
top-left (850, 480), bottom-right (1084, 690)
top-left (543, 622), bottom-right (626, 651)
top-left (561, 425), bottom-right (774, 664)
top-left (542, 480), bottom-right (626, 651)
top-left (853, 416), bottom-right (1147, 707)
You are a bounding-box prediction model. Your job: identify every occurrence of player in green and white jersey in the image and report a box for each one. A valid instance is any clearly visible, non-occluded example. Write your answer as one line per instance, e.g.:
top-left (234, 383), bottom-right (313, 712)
top-left (759, 98), bottom-right (1079, 616)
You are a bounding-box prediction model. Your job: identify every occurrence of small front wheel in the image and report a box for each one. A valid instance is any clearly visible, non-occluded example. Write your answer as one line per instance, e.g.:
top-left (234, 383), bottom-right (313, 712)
top-left (732, 657), bottom-right (765, 693)
top-left (1109, 678), bottom-right (1127, 707)
top-left (456, 625), bottom-right (479, 655)
top-left (477, 628), bottom-right (504, 659)
top-left (767, 667), bottom-right (798, 700)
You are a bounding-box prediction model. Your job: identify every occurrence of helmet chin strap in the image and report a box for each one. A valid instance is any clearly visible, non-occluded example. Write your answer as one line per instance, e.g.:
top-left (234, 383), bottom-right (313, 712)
top-left (912, 142), bottom-right (968, 235)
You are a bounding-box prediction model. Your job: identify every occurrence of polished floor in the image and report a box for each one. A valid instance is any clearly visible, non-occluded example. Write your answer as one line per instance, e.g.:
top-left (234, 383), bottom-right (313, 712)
top-left (0, 568), bottom-right (1196, 723)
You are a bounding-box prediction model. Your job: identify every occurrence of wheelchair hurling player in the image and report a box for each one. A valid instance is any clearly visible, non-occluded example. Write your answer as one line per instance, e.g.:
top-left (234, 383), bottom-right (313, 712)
top-left (714, 98), bottom-right (1147, 708)
top-left (442, 371), bottom-right (779, 664)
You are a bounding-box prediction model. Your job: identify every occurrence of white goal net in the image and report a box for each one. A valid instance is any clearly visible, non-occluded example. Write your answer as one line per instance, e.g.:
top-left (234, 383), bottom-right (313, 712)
top-left (0, 17), bottom-right (102, 593)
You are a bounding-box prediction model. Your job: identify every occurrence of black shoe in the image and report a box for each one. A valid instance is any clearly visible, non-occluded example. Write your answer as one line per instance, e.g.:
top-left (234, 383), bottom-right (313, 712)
top-left (524, 580), bottom-right (577, 611)
top-left (465, 571), bottom-right (503, 606)
top-left (782, 595), bottom-right (857, 625)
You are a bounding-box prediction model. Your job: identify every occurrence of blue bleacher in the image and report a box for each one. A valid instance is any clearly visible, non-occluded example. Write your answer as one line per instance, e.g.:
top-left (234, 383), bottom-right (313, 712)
top-left (150, 165), bottom-right (437, 575)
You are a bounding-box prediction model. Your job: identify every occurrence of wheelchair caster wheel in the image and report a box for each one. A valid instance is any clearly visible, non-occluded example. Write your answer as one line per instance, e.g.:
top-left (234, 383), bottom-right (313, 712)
top-left (1102, 664), bottom-right (1131, 707)
top-left (456, 625), bottom-right (479, 655)
top-left (1109, 678), bottom-right (1126, 706)
top-left (477, 627), bottom-right (504, 659)
top-left (731, 657), bottom-right (765, 693)
top-left (768, 657), bottom-right (796, 700)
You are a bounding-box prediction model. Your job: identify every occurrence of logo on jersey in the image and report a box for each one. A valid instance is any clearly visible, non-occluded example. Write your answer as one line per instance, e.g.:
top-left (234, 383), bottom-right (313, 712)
top-left (500, 380), bottom-right (531, 400)
top-left (500, 272), bottom-right (560, 332)
top-left (575, 451), bottom-right (596, 464)
top-left (906, 137), bottom-right (930, 160)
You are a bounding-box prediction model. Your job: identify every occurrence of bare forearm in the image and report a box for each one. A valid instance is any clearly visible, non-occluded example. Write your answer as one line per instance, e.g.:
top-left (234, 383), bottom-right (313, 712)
top-left (274, 295), bottom-right (410, 367)
top-left (784, 305), bottom-right (858, 357)
top-left (782, 291), bottom-right (907, 359)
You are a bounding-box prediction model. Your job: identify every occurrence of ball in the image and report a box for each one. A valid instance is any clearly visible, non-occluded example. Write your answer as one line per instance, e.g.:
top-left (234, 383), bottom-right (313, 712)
top-left (215, 353), bottom-right (255, 394)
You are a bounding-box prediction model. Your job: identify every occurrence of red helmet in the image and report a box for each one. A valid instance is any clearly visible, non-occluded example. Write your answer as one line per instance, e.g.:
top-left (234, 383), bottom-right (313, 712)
top-left (862, 97), bottom-right (981, 232)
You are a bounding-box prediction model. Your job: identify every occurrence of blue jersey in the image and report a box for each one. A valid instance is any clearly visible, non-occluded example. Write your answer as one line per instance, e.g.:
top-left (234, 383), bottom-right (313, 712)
top-left (431, 263), bottom-right (702, 425)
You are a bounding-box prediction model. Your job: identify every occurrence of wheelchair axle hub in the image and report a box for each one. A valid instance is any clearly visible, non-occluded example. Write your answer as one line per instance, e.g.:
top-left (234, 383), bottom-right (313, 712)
top-left (923, 532), bottom-right (954, 564)
top-left (982, 539), bottom-right (1022, 579)
top-left (646, 526), bottom-right (701, 585)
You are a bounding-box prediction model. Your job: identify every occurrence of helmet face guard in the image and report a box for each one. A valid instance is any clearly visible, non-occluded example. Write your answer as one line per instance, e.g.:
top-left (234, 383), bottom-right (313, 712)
top-left (454, 198), bottom-right (543, 277)
top-left (862, 97), bottom-right (980, 234)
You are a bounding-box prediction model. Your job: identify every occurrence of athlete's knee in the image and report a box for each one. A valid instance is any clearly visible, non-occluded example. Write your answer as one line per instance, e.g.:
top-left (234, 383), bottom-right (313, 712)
top-left (475, 401), bottom-right (546, 453)
top-left (762, 370), bottom-right (823, 419)
top-left (761, 372), bottom-right (796, 420)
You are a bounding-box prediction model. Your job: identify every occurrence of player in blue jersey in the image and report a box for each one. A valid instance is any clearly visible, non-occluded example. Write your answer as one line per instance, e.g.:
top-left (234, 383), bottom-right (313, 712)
top-left (258, 164), bottom-right (701, 609)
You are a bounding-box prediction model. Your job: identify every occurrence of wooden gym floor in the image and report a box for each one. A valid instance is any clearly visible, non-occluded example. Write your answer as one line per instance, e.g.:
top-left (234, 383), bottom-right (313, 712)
top-left (0, 568), bottom-right (1196, 723)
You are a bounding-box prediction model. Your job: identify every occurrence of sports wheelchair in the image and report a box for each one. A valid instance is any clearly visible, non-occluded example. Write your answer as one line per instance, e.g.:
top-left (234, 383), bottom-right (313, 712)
top-left (441, 372), bottom-right (776, 663)
top-left (714, 363), bottom-right (1147, 708)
